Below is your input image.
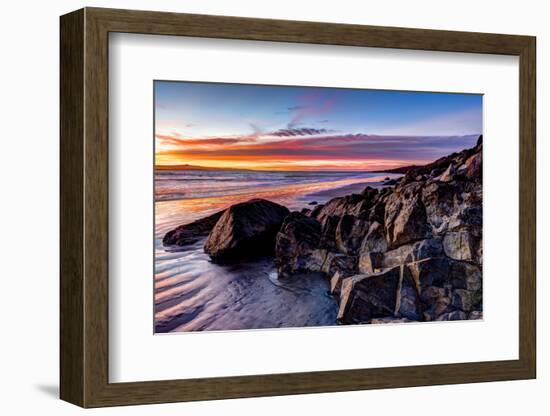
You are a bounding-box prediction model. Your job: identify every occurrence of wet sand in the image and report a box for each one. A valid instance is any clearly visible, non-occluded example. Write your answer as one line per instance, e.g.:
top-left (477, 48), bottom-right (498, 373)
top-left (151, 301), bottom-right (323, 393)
top-left (154, 173), bottom-right (400, 333)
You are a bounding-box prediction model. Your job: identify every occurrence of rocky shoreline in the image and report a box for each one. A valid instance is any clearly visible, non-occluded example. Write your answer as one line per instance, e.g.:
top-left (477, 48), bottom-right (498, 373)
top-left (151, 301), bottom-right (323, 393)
top-left (163, 135), bottom-right (483, 325)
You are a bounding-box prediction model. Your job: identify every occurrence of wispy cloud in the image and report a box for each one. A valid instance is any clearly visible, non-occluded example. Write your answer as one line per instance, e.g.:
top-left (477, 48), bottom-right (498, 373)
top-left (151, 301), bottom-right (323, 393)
top-left (155, 134), bottom-right (256, 147)
top-left (288, 105), bottom-right (307, 111)
top-left (268, 127), bottom-right (331, 137)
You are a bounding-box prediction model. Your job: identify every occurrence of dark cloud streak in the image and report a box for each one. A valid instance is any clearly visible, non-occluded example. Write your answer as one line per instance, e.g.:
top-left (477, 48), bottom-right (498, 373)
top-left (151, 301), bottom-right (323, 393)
top-left (162, 134), bottom-right (480, 162)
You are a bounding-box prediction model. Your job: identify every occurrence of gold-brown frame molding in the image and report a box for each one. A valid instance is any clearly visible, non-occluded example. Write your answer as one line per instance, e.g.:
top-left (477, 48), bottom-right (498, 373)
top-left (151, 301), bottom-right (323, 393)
top-left (60, 7), bottom-right (536, 408)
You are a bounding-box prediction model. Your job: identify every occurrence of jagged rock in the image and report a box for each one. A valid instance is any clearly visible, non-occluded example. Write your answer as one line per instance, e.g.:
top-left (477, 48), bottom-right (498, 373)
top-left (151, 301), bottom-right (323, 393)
top-left (368, 199), bottom-right (386, 224)
top-left (315, 193), bottom-right (375, 226)
top-left (275, 212), bottom-right (322, 278)
top-left (378, 244), bottom-right (414, 269)
top-left (451, 289), bottom-right (481, 312)
top-left (361, 186), bottom-right (379, 201)
top-left (421, 182), bottom-right (460, 234)
top-left (419, 285), bottom-right (447, 304)
top-left (443, 231), bottom-right (479, 262)
top-left (407, 257), bottom-right (452, 288)
top-left (396, 267), bottom-right (421, 320)
top-left (271, 138), bottom-right (482, 324)
top-left (309, 203), bottom-right (324, 218)
top-left (322, 252), bottom-right (357, 277)
top-left (330, 270), bottom-right (356, 297)
top-left (411, 238), bottom-right (444, 261)
top-left (449, 261), bottom-right (482, 291)
top-left (358, 252), bottom-right (383, 274)
top-left (359, 221), bottom-right (388, 254)
top-left (338, 265), bottom-right (421, 323)
top-left (447, 190), bottom-right (483, 232)
top-left (303, 249), bottom-right (330, 273)
top-left (337, 268), bottom-right (401, 324)
top-left (330, 271), bottom-right (345, 296)
top-left (204, 199), bottom-right (289, 262)
top-left (423, 296), bottom-right (452, 321)
top-left (369, 238), bottom-right (443, 271)
top-left (459, 151), bottom-right (482, 182)
top-left (319, 215), bottom-right (340, 249)
top-left (438, 163), bottom-right (456, 182)
top-left (382, 178), bottom-right (400, 186)
top-left (335, 215), bottom-right (370, 254)
top-left (384, 183), bottom-right (428, 248)
top-left (163, 210), bottom-right (224, 246)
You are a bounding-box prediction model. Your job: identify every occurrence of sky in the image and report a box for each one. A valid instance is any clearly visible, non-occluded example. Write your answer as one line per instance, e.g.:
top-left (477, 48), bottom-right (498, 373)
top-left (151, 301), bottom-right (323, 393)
top-left (154, 81), bottom-right (482, 171)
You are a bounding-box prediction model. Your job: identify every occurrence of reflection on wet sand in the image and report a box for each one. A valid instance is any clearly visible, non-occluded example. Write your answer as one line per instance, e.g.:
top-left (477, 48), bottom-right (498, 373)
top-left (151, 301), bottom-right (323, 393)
top-left (154, 173), bottom-right (395, 333)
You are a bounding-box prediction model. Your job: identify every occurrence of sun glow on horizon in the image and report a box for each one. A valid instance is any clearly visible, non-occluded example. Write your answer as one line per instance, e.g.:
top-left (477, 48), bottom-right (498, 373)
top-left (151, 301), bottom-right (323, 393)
top-left (154, 81), bottom-right (482, 172)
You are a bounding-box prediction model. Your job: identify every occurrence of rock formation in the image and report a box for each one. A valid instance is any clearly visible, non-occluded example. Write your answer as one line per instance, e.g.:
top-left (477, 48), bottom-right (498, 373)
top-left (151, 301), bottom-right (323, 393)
top-left (275, 136), bottom-right (483, 324)
top-left (162, 210), bottom-right (224, 246)
top-left (163, 136), bottom-right (483, 325)
top-left (204, 199), bottom-right (290, 262)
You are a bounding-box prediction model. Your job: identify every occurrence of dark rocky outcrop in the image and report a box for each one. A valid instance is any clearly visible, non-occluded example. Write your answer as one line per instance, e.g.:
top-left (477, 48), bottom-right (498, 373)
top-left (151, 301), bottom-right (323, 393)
top-left (163, 136), bottom-right (483, 325)
top-left (275, 136), bottom-right (483, 324)
top-left (275, 212), bottom-right (323, 278)
top-left (163, 210), bottom-right (224, 246)
top-left (203, 199), bottom-right (289, 262)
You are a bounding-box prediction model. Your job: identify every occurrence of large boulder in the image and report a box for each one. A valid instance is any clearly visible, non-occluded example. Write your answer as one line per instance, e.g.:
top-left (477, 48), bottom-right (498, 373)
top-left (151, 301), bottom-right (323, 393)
top-left (163, 210), bottom-right (224, 246)
top-left (204, 199), bottom-right (289, 262)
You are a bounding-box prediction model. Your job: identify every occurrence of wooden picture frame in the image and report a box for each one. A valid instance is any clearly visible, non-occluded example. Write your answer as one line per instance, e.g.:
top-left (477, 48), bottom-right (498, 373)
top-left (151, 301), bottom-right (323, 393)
top-left (60, 7), bottom-right (536, 408)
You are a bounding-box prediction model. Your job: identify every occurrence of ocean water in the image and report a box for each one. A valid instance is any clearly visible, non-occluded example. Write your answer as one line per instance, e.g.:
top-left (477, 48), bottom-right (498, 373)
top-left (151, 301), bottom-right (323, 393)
top-left (154, 170), bottom-right (399, 333)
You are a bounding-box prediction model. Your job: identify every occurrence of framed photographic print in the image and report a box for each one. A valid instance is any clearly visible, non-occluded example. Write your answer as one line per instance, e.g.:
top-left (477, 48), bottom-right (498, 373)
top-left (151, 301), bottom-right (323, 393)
top-left (60, 7), bottom-right (536, 407)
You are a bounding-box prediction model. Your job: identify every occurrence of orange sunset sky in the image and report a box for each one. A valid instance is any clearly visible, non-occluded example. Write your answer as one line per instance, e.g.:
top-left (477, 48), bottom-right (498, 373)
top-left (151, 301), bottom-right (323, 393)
top-left (154, 81), bottom-right (482, 171)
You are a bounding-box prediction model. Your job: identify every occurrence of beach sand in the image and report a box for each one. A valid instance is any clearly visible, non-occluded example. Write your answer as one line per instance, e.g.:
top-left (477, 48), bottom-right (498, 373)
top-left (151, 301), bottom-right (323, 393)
top-left (154, 173), bottom-right (400, 333)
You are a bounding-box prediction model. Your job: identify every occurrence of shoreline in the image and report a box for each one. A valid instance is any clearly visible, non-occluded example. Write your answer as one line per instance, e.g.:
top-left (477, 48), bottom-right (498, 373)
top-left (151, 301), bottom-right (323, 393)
top-left (156, 137), bottom-right (483, 331)
top-left (301, 175), bottom-right (401, 201)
